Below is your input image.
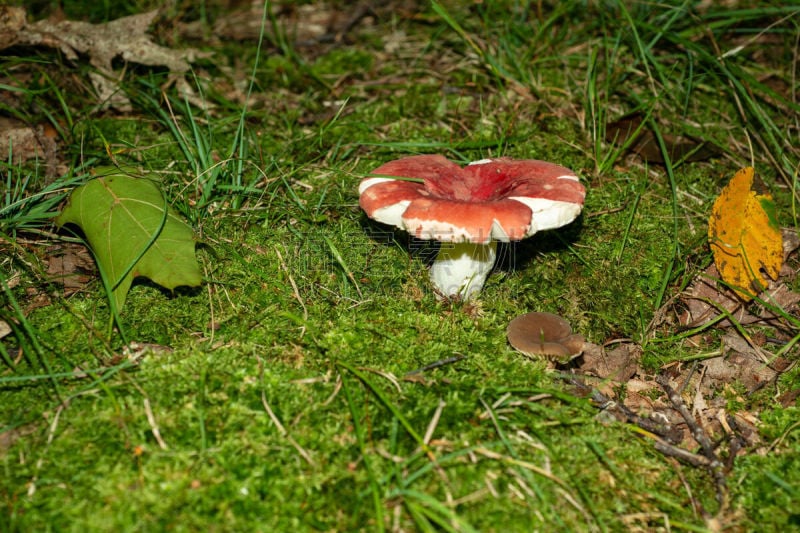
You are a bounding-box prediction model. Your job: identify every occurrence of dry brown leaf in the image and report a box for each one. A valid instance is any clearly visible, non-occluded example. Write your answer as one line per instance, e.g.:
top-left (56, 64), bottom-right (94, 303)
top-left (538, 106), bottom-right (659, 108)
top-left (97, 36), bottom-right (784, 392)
top-left (45, 243), bottom-right (96, 293)
top-left (0, 117), bottom-right (60, 176)
top-left (703, 352), bottom-right (777, 394)
top-left (0, 7), bottom-right (209, 110)
top-left (180, 1), bottom-right (412, 47)
top-left (202, 2), bottom-right (330, 43)
top-left (0, 5), bottom-right (25, 49)
top-left (777, 389), bottom-right (800, 408)
top-left (605, 112), bottom-right (720, 164)
top-left (577, 342), bottom-right (641, 382)
top-left (679, 263), bottom-right (800, 330)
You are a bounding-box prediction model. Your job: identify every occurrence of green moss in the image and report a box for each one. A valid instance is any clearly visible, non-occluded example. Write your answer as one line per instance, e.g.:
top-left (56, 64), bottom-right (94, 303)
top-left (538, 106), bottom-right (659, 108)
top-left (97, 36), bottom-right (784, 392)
top-left (734, 435), bottom-right (800, 530)
top-left (2, 0), bottom-right (800, 530)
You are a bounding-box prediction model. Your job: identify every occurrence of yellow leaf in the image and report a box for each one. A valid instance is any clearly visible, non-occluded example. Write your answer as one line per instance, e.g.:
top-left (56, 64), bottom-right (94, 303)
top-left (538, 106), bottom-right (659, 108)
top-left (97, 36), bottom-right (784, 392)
top-left (708, 167), bottom-right (782, 301)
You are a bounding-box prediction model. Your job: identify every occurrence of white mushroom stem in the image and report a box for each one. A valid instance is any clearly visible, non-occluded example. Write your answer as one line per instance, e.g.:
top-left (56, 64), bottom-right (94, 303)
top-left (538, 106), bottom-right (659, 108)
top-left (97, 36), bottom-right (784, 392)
top-left (430, 241), bottom-right (497, 300)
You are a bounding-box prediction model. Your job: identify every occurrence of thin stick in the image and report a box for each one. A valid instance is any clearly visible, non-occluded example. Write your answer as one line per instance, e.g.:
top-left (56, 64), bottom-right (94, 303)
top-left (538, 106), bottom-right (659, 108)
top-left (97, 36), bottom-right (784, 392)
top-left (255, 355), bottom-right (314, 465)
top-left (653, 438), bottom-right (712, 468)
top-left (404, 355), bottom-right (466, 376)
top-left (204, 261), bottom-right (216, 347)
top-left (656, 375), bottom-right (728, 509)
top-left (259, 388), bottom-right (314, 465)
top-left (28, 403), bottom-right (65, 497)
top-left (656, 376), bottom-right (717, 463)
top-left (569, 377), bottom-right (680, 442)
top-left (423, 399), bottom-right (446, 446)
top-left (143, 398), bottom-right (168, 450)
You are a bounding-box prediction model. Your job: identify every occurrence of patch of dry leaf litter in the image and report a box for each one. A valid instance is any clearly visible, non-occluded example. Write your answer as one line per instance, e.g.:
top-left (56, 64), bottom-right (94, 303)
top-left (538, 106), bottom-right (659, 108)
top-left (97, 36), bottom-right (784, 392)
top-left (0, 6), bottom-right (209, 110)
top-left (560, 228), bottom-right (800, 524)
top-left (44, 242), bottom-right (97, 295)
top-left (179, 1), bottom-right (419, 49)
top-left (0, 117), bottom-right (61, 178)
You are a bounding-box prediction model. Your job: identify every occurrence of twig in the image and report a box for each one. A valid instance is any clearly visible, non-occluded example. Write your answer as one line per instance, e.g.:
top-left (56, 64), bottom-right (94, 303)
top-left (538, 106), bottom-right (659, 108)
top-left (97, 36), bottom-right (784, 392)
top-left (653, 438), bottom-right (713, 468)
top-left (321, 373), bottom-right (343, 407)
top-left (259, 388), bottom-right (314, 465)
top-left (656, 374), bottom-right (728, 509)
top-left (423, 399), bottom-right (446, 445)
top-left (725, 413), bottom-right (746, 473)
top-left (596, 397), bottom-right (717, 470)
top-left (656, 376), bottom-right (718, 462)
top-left (28, 403), bottom-right (66, 497)
top-left (404, 355), bottom-right (466, 377)
top-left (357, 366), bottom-right (402, 392)
top-left (567, 377), bottom-right (681, 443)
top-left (143, 397), bottom-right (168, 450)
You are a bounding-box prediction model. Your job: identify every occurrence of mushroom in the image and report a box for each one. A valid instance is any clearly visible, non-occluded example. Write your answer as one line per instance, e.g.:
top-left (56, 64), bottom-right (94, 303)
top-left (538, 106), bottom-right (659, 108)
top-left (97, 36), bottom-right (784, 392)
top-left (358, 155), bottom-right (586, 299)
top-left (506, 311), bottom-right (585, 363)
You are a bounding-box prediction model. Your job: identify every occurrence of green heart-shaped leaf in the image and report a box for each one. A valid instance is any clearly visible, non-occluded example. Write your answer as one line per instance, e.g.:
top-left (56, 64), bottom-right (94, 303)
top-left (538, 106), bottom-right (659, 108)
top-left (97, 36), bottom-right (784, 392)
top-left (55, 168), bottom-right (202, 311)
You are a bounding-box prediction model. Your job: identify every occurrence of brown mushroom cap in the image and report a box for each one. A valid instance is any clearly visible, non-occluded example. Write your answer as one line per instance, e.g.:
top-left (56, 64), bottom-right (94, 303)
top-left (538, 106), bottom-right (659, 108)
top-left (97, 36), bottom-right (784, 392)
top-left (506, 312), bottom-right (585, 363)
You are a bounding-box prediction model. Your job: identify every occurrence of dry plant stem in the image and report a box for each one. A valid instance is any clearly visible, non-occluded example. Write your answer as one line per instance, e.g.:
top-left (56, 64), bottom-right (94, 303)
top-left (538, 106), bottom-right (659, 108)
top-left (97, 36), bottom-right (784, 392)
top-left (28, 403), bottom-right (66, 497)
top-left (143, 397), bottom-right (168, 450)
top-left (668, 458), bottom-right (701, 518)
top-left (255, 355), bottom-right (314, 465)
top-left (422, 402), bottom-right (456, 511)
top-left (423, 399), bottom-right (446, 445)
top-left (204, 261), bottom-right (216, 347)
top-left (656, 375), bottom-right (728, 509)
top-left (259, 387), bottom-right (314, 465)
top-left (275, 245), bottom-right (308, 336)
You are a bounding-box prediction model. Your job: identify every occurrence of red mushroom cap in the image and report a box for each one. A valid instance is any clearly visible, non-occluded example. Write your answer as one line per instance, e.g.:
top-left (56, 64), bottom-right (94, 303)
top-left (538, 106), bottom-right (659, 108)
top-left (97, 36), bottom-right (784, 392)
top-left (359, 155), bottom-right (585, 244)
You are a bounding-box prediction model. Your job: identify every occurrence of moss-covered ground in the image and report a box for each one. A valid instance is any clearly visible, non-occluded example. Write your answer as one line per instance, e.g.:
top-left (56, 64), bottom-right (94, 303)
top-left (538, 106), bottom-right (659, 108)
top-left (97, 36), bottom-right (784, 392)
top-left (2, 1), bottom-right (800, 531)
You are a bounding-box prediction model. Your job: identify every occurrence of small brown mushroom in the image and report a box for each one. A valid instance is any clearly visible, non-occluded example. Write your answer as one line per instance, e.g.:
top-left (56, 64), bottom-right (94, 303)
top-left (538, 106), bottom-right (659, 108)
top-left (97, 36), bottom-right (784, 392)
top-left (506, 312), bottom-right (585, 364)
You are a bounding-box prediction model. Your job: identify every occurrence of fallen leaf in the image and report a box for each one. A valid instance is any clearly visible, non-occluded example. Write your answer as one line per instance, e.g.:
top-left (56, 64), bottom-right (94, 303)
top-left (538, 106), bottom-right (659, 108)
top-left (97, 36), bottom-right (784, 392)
top-left (0, 7), bottom-right (208, 110)
top-left (677, 229), bottom-right (800, 330)
top-left (0, 6), bottom-right (25, 49)
top-left (702, 333), bottom-right (778, 394)
top-left (45, 243), bottom-right (96, 294)
top-left (777, 389), bottom-right (800, 408)
top-left (0, 117), bottom-right (59, 174)
top-left (576, 342), bottom-right (640, 382)
top-left (180, 2), bottom-right (393, 48)
top-left (606, 112), bottom-right (720, 164)
top-left (55, 168), bottom-right (202, 312)
top-left (198, 3), bottom-right (329, 44)
top-left (708, 167), bottom-right (783, 301)
top-left (678, 264), bottom-right (800, 331)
